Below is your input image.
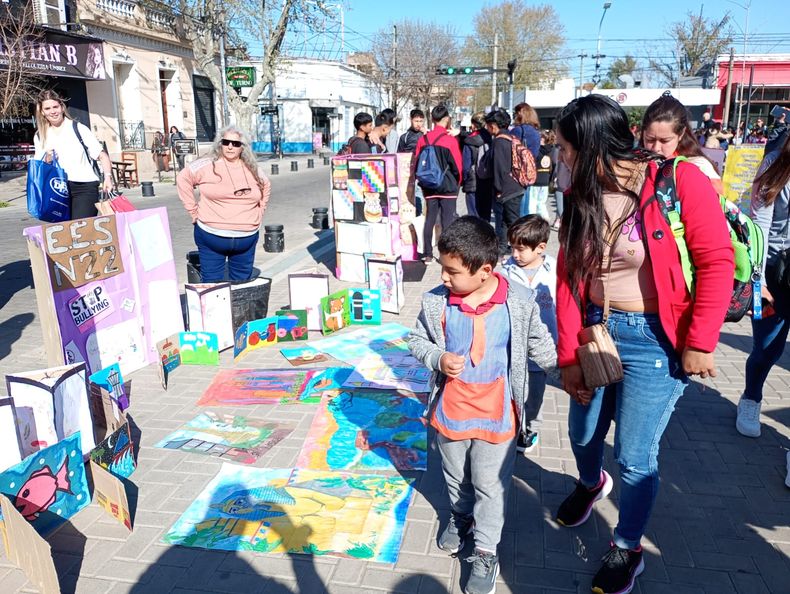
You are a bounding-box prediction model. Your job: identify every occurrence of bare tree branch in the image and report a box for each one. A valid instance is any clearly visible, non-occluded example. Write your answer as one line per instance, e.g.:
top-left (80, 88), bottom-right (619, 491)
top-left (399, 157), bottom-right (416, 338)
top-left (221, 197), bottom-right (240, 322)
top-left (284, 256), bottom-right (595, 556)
top-left (0, 2), bottom-right (45, 118)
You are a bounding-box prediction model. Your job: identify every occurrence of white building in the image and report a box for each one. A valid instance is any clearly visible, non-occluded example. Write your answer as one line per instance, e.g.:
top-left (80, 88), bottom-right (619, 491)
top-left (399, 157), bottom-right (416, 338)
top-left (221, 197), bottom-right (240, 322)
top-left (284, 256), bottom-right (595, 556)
top-left (239, 58), bottom-right (385, 154)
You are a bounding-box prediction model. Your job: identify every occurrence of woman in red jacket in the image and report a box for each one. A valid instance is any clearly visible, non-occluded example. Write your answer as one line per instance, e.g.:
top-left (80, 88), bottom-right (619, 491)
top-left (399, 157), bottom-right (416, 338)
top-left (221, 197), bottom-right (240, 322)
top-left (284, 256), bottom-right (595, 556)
top-left (553, 95), bottom-right (733, 594)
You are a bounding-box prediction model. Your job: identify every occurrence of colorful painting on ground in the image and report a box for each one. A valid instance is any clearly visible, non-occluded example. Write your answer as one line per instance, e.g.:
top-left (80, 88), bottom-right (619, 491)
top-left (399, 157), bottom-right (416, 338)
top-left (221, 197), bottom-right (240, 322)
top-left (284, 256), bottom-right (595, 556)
top-left (341, 353), bottom-right (432, 392)
top-left (279, 345), bottom-right (328, 366)
top-left (310, 323), bottom-right (410, 363)
top-left (297, 390), bottom-right (428, 471)
top-left (162, 464), bottom-right (414, 563)
top-left (275, 310), bottom-right (309, 342)
top-left (90, 422), bottom-right (136, 478)
top-left (0, 432), bottom-right (90, 535)
top-left (347, 289), bottom-right (382, 325)
top-left (154, 413), bottom-right (294, 465)
top-left (320, 290), bottom-right (351, 335)
top-left (196, 368), bottom-right (351, 406)
top-left (234, 317), bottom-right (279, 361)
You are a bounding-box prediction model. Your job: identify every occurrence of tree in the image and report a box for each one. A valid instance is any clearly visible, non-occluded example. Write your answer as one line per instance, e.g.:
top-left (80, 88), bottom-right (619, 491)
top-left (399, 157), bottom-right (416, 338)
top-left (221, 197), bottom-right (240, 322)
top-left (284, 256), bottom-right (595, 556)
top-left (167, 0), bottom-right (330, 133)
top-left (649, 10), bottom-right (732, 86)
top-left (463, 0), bottom-right (566, 103)
top-left (371, 20), bottom-right (461, 114)
top-left (600, 55), bottom-right (639, 89)
top-left (0, 1), bottom-right (44, 118)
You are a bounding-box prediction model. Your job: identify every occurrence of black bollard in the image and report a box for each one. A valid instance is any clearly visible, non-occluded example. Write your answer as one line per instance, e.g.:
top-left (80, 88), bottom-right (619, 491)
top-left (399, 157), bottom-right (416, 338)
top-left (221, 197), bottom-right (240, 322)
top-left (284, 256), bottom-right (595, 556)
top-left (141, 181), bottom-right (155, 197)
top-left (263, 224), bottom-right (285, 253)
top-left (311, 207), bottom-right (329, 230)
top-left (323, 156), bottom-right (330, 165)
top-left (271, 163), bottom-right (279, 175)
top-left (186, 251), bottom-right (201, 283)
top-left (290, 161), bottom-right (298, 172)
top-left (307, 158), bottom-right (314, 169)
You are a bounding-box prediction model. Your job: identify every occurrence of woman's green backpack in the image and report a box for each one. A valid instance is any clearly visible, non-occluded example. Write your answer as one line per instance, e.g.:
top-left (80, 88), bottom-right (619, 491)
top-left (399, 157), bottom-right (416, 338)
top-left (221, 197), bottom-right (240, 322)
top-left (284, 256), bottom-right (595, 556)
top-left (654, 157), bottom-right (765, 322)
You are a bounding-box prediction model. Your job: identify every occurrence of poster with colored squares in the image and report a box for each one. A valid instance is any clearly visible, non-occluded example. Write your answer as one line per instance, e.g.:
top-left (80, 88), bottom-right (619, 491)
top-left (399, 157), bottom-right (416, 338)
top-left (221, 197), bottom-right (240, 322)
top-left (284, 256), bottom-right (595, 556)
top-left (297, 390), bottom-right (428, 472)
top-left (347, 159), bottom-right (388, 223)
top-left (0, 432), bottom-right (90, 535)
top-left (162, 464), bottom-right (414, 563)
top-left (154, 413), bottom-right (294, 465)
top-left (90, 422), bottom-right (136, 478)
top-left (234, 317), bottom-right (278, 361)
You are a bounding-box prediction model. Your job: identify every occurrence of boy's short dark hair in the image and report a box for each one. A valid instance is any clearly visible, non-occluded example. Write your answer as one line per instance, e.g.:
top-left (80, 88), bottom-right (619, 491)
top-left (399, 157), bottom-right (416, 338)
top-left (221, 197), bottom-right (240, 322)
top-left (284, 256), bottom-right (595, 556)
top-left (410, 108), bottom-right (425, 120)
top-left (379, 108), bottom-right (397, 125)
top-left (484, 108), bottom-right (511, 129)
top-left (508, 215), bottom-right (550, 248)
top-left (431, 104), bottom-right (450, 123)
top-left (354, 112), bottom-right (373, 130)
top-left (438, 216), bottom-right (499, 272)
top-left (374, 112), bottom-right (391, 127)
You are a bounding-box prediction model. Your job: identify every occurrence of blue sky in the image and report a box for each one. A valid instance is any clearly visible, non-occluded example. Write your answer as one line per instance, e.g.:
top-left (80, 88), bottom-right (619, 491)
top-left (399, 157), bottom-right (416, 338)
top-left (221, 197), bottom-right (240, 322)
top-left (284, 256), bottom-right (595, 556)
top-left (298, 0), bottom-right (784, 83)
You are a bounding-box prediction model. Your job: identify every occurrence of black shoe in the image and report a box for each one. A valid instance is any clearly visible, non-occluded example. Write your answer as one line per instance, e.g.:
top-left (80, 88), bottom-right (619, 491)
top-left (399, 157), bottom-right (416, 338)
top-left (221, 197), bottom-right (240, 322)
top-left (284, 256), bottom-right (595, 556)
top-left (516, 430), bottom-right (539, 455)
top-left (465, 548), bottom-right (499, 594)
top-left (437, 513), bottom-right (473, 554)
top-left (591, 543), bottom-right (645, 594)
top-left (556, 470), bottom-right (613, 528)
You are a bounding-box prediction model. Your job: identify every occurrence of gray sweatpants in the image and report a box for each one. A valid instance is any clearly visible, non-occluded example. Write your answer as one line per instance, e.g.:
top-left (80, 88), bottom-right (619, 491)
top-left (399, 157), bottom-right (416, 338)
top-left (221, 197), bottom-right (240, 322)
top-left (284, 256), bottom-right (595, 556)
top-left (436, 433), bottom-right (516, 552)
top-left (523, 370), bottom-right (546, 433)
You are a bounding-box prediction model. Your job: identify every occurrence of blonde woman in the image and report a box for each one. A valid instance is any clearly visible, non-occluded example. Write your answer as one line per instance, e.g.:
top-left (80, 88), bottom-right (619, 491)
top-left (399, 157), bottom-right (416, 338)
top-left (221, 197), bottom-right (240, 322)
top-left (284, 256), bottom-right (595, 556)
top-left (32, 90), bottom-right (113, 219)
top-left (177, 126), bottom-right (271, 282)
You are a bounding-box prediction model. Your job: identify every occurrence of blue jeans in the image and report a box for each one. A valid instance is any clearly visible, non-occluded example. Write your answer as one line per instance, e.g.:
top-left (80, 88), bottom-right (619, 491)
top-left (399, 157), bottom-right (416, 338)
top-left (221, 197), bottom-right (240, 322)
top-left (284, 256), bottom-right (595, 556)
top-left (193, 224), bottom-right (259, 282)
top-left (569, 307), bottom-right (687, 550)
top-left (743, 312), bottom-right (789, 402)
top-left (465, 191), bottom-right (479, 217)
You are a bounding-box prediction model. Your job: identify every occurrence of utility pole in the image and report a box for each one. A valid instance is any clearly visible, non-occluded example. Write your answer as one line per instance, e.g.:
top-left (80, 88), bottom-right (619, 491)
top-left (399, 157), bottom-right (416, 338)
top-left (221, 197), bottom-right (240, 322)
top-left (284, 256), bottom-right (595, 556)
top-left (592, 2), bottom-right (612, 87)
top-left (722, 48), bottom-right (735, 128)
top-left (491, 33), bottom-right (498, 107)
top-left (392, 24), bottom-right (397, 110)
top-left (507, 59), bottom-right (517, 114)
top-left (742, 64), bottom-right (755, 143)
top-left (577, 53), bottom-right (588, 97)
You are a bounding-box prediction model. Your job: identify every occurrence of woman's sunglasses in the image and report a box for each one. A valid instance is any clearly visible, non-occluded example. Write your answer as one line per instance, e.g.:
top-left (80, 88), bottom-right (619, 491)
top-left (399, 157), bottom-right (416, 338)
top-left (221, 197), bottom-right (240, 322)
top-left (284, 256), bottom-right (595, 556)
top-left (221, 139), bottom-right (244, 148)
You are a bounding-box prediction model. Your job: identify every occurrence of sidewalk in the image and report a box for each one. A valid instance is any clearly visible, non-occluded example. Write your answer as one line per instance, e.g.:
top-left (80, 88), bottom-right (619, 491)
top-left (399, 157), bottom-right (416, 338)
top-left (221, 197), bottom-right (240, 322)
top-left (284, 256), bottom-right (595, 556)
top-left (0, 183), bottom-right (788, 593)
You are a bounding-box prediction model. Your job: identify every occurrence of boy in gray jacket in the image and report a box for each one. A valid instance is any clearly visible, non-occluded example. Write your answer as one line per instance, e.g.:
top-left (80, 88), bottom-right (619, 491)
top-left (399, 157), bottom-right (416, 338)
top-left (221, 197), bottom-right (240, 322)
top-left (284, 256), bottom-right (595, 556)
top-left (408, 216), bottom-right (556, 594)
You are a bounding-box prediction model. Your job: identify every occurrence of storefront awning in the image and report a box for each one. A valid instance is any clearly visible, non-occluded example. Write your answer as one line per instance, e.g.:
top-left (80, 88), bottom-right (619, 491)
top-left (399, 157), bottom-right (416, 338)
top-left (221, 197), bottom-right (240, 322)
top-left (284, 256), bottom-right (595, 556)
top-left (0, 27), bottom-right (106, 81)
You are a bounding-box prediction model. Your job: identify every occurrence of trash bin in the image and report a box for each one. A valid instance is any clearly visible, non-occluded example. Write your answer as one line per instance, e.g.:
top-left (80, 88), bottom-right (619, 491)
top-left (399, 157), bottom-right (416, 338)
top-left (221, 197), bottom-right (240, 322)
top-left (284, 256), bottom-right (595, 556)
top-left (230, 277), bottom-right (272, 332)
top-left (311, 208), bottom-right (329, 230)
top-left (186, 251), bottom-right (201, 283)
top-left (141, 181), bottom-right (155, 197)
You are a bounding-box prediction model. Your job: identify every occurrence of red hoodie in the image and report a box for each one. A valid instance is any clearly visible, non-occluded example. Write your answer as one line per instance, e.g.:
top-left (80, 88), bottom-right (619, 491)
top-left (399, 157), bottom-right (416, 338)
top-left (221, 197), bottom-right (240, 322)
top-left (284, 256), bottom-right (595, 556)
top-left (556, 160), bottom-right (734, 367)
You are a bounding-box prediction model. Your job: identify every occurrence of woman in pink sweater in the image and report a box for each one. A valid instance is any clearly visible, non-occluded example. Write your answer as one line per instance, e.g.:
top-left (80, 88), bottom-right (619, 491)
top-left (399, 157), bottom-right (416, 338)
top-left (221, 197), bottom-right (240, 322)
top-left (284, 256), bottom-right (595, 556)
top-left (177, 126), bottom-right (271, 281)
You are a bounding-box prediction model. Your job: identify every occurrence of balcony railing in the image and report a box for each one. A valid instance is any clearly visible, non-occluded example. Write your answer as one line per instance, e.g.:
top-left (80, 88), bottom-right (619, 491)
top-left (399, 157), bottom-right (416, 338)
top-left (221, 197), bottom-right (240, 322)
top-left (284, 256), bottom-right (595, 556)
top-left (95, 0), bottom-right (136, 18)
top-left (145, 7), bottom-right (176, 29)
top-left (94, 0), bottom-right (177, 31)
top-left (119, 120), bottom-right (146, 150)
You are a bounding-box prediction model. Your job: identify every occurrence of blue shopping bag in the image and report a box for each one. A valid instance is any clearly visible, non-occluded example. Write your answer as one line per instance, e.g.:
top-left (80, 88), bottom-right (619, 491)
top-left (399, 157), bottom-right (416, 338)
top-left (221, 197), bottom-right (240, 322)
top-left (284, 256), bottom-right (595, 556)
top-left (26, 155), bottom-right (71, 222)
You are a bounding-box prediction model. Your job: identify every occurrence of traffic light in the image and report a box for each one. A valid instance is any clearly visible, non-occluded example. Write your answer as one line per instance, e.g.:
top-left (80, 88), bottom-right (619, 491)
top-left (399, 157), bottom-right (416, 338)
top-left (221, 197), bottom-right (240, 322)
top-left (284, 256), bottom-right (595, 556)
top-left (435, 66), bottom-right (476, 75)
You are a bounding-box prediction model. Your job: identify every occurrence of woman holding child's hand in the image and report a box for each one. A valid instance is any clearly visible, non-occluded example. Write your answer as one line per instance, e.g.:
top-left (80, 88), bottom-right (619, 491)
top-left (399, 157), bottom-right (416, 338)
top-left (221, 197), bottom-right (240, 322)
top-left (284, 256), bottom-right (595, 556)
top-left (552, 95), bottom-right (733, 594)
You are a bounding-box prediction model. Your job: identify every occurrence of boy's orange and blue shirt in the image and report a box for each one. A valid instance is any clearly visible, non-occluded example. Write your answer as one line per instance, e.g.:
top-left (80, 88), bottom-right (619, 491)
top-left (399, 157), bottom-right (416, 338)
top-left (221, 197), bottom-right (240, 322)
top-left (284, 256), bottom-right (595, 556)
top-left (431, 273), bottom-right (517, 443)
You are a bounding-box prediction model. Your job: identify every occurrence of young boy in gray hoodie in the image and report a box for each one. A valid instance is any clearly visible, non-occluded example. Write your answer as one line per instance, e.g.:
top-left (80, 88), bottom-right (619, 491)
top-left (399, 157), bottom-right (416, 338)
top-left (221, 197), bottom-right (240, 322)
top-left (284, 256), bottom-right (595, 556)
top-left (408, 216), bottom-right (556, 594)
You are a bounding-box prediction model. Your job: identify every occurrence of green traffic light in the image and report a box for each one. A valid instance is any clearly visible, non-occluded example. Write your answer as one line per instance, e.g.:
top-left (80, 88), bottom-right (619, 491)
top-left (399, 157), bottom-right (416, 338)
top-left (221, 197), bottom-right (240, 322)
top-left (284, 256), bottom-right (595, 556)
top-left (447, 67), bottom-right (456, 74)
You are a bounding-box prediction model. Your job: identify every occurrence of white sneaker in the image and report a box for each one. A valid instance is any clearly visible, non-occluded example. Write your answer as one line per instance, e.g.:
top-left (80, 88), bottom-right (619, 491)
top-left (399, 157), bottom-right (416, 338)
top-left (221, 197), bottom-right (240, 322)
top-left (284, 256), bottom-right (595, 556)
top-left (736, 397), bottom-right (762, 437)
top-left (785, 452), bottom-right (790, 489)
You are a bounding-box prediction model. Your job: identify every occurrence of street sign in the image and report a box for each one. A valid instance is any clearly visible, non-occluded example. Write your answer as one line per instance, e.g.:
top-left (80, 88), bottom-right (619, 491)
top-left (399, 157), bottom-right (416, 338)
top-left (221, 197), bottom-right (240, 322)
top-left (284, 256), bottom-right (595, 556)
top-left (226, 66), bottom-right (255, 89)
top-left (260, 105), bottom-right (278, 116)
top-left (173, 139), bottom-right (197, 155)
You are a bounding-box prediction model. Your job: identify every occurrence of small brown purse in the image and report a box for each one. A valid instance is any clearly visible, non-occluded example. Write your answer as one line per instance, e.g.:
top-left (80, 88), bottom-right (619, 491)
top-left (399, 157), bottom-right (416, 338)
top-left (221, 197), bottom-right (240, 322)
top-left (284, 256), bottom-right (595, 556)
top-left (575, 203), bottom-right (632, 389)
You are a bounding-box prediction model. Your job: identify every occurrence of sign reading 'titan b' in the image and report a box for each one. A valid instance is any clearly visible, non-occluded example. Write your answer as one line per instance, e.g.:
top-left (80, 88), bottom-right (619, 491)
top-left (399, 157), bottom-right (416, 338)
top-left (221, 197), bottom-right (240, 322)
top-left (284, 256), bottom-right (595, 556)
top-left (43, 216), bottom-right (124, 291)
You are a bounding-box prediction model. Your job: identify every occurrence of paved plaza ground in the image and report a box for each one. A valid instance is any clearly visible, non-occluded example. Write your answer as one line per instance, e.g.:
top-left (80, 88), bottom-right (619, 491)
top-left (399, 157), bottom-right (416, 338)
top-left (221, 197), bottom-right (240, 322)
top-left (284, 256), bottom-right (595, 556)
top-left (0, 164), bottom-right (788, 593)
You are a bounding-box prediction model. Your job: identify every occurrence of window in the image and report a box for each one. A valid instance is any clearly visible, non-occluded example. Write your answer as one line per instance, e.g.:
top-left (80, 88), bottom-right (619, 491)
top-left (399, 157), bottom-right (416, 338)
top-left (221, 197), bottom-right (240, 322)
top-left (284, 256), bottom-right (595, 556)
top-left (192, 75), bottom-right (216, 142)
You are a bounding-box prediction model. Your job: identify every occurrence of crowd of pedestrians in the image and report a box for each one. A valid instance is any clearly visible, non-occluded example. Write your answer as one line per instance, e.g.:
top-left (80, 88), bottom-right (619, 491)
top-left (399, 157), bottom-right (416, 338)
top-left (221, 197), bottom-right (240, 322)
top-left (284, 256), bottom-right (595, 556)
top-left (336, 94), bottom-right (790, 594)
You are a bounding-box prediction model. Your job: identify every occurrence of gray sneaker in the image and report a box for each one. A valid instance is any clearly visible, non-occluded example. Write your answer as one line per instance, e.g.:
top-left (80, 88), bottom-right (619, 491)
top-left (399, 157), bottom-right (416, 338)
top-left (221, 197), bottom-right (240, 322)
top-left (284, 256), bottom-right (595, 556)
top-left (465, 549), bottom-right (499, 594)
top-left (437, 513), bottom-right (473, 554)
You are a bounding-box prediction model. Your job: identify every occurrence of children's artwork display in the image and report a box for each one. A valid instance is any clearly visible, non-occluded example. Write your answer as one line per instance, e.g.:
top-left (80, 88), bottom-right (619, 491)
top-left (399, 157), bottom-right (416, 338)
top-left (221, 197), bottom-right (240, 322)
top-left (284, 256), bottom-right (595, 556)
top-left (23, 209), bottom-right (184, 376)
top-left (0, 398), bottom-right (22, 472)
top-left (4, 363), bottom-right (95, 458)
top-left (0, 432), bottom-right (90, 534)
top-left (91, 461), bottom-right (132, 531)
top-left (320, 289), bottom-right (350, 335)
top-left (310, 323), bottom-right (411, 364)
top-left (279, 345), bottom-right (328, 366)
top-left (89, 363), bottom-right (129, 412)
top-left (197, 368), bottom-right (352, 406)
top-left (288, 271), bottom-right (330, 331)
top-left (297, 390), bottom-right (428, 472)
top-left (347, 289), bottom-right (382, 325)
top-left (186, 283), bottom-right (234, 351)
top-left (234, 317), bottom-right (278, 361)
top-left (154, 412), bottom-right (294, 465)
top-left (89, 421), bottom-right (136, 478)
top-left (367, 256), bottom-right (404, 314)
top-left (162, 464), bottom-right (414, 563)
top-left (157, 332), bottom-right (220, 388)
top-left (341, 353), bottom-right (431, 393)
top-left (275, 310), bottom-right (308, 342)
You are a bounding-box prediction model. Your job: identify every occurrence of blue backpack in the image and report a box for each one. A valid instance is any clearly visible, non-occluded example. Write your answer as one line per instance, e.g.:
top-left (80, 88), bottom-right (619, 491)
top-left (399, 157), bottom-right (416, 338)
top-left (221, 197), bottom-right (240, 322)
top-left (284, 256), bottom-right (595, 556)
top-left (415, 132), bottom-right (448, 190)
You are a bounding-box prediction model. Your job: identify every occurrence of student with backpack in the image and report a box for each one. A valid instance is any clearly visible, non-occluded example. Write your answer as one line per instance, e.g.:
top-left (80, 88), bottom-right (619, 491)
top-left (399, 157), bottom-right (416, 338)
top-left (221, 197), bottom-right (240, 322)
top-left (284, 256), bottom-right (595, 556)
top-left (462, 112), bottom-right (487, 218)
top-left (338, 112), bottom-right (374, 155)
top-left (413, 105), bottom-right (463, 262)
top-left (520, 130), bottom-right (556, 219)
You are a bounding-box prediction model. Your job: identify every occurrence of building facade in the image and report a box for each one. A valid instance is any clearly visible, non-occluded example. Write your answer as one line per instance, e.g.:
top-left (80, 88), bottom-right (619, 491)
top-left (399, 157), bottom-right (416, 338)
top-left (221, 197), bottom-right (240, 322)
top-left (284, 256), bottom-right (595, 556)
top-left (713, 53), bottom-right (790, 127)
